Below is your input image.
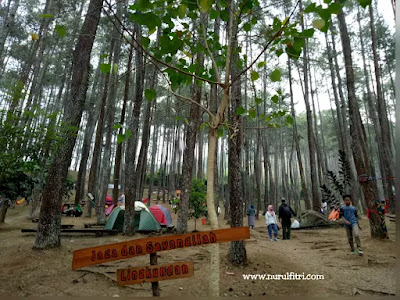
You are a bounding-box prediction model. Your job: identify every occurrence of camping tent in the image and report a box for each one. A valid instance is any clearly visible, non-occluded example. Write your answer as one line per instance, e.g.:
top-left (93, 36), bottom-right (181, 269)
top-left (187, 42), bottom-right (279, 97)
top-left (105, 195), bottom-right (113, 205)
top-left (104, 202), bottom-right (161, 232)
top-left (149, 204), bottom-right (173, 227)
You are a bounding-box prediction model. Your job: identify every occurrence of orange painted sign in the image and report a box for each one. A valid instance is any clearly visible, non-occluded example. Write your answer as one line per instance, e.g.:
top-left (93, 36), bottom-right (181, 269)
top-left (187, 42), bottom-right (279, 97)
top-left (72, 227), bottom-right (250, 270)
top-left (117, 261), bottom-right (194, 285)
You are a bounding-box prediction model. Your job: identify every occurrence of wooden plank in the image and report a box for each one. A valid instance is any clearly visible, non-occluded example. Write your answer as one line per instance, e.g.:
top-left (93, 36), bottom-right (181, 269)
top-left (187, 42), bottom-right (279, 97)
top-left (149, 253), bottom-right (160, 296)
top-left (117, 261), bottom-right (194, 286)
top-left (72, 227), bottom-right (250, 270)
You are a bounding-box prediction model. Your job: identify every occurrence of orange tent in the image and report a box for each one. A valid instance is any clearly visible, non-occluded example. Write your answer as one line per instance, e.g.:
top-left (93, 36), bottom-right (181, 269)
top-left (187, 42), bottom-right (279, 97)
top-left (328, 210), bottom-right (339, 221)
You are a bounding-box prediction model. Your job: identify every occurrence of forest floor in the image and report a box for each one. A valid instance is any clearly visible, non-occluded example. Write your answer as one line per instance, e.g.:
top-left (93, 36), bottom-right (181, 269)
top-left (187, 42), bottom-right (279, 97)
top-left (0, 198), bottom-right (397, 297)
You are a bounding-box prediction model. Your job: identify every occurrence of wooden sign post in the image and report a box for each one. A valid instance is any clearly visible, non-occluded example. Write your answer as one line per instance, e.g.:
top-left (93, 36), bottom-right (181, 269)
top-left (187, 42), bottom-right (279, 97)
top-left (72, 227), bottom-right (250, 296)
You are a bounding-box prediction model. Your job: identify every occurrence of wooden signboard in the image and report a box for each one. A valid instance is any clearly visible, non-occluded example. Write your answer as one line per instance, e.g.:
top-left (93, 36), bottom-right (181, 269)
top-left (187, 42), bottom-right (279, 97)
top-left (72, 226), bottom-right (250, 269)
top-left (117, 261), bottom-right (194, 286)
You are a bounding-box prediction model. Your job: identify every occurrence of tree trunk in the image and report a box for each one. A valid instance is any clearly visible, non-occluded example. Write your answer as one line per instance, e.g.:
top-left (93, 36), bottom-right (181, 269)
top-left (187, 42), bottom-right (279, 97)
top-left (96, 5), bottom-right (123, 224)
top-left (288, 59), bottom-right (310, 210)
top-left (299, 0), bottom-right (319, 212)
top-left (324, 32), bottom-right (345, 151)
top-left (336, 3), bottom-right (386, 238)
top-left (86, 41), bottom-right (114, 217)
top-left (113, 46), bottom-right (133, 204)
top-left (368, 3), bottom-right (395, 213)
top-left (0, 0), bottom-right (20, 79)
top-left (75, 64), bottom-right (101, 206)
top-left (123, 22), bottom-right (145, 235)
top-left (33, 0), bottom-right (103, 249)
top-left (197, 120), bottom-right (204, 179)
top-left (147, 116), bottom-right (159, 202)
top-left (227, 3), bottom-right (247, 266)
top-left (176, 56), bottom-right (203, 233)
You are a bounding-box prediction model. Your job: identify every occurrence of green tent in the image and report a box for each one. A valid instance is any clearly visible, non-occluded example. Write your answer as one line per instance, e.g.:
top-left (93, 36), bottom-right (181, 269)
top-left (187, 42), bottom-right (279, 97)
top-left (104, 205), bottom-right (161, 232)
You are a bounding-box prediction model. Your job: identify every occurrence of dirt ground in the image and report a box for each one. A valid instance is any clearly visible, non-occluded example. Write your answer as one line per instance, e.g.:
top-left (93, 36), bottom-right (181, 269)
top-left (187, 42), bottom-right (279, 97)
top-left (0, 200), bottom-right (396, 297)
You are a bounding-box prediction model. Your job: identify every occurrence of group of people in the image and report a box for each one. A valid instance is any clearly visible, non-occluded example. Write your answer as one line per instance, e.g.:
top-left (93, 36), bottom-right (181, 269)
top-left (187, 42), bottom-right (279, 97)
top-left (247, 199), bottom-right (297, 241)
top-left (247, 194), bottom-right (364, 256)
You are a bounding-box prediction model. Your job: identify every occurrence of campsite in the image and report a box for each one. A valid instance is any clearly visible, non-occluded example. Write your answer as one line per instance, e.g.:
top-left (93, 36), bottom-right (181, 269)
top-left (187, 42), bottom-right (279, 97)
top-left (0, 196), bottom-right (397, 297)
top-left (0, 0), bottom-right (397, 297)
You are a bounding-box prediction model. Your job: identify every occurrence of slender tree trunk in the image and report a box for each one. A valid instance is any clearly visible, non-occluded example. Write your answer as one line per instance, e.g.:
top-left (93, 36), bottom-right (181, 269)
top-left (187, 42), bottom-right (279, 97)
top-left (86, 42), bottom-right (114, 217)
top-left (324, 32), bottom-right (345, 151)
top-left (299, 0), bottom-right (319, 212)
top-left (225, 3), bottom-right (247, 266)
top-left (124, 21), bottom-right (145, 235)
top-left (33, 0), bottom-right (103, 249)
top-left (113, 45), bottom-right (133, 205)
top-left (147, 117), bottom-right (159, 202)
top-left (336, 3), bottom-right (385, 238)
top-left (176, 51), bottom-right (203, 233)
top-left (369, 3), bottom-right (395, 213)
top-left (75, 64), bottom-right (101, 206)
top-left (96, 4), bottom-right (123, 224)
top-left (0, 0), bottom-right (20, 79)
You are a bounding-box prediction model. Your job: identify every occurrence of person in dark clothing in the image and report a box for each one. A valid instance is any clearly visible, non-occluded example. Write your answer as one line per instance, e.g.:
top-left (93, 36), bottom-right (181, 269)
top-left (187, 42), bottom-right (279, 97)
top-left (278, 198), bottom-right (296, 240)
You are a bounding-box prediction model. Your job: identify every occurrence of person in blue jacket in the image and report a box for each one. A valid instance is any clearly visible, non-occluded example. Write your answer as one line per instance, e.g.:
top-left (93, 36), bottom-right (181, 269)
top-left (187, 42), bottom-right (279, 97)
top-left (339, 194), bottom-right (363, 256)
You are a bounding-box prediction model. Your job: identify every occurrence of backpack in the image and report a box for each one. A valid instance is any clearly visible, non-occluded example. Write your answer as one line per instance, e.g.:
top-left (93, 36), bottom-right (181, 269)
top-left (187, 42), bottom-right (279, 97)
top-left (281, 205), bottom-right (292, 218)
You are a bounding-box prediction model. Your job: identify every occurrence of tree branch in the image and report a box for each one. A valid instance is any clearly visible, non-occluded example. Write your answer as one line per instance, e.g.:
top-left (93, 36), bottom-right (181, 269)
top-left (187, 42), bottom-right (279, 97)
top-left (230, 0), bottom-right (300, 87)
top-left (103, 0), bottom-right (224, 88)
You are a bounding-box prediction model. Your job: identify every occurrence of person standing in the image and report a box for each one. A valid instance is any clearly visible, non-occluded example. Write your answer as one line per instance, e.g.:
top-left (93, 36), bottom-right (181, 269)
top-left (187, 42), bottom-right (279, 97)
top-left (340, 195), bottom-right (363, 255)
top-left (247, 204), bottom-right (256, 229)
top-left (321, 200), bottom-right (328, 215)
top-left (278, 198), bottom-right (296, 240)
top-left (265, 205), bottom-right (279, 241)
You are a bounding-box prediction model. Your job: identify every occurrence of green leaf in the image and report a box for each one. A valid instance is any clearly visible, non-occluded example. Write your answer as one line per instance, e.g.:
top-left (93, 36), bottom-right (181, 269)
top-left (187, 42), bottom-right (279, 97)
top-left (248, 109), bottom-right (256, 118)
top-left (113, 124), bottom-right (122, 130)
top-left (200, 122), bottom-right (208, 130)
top-left (250, 70), bottom-right (260, 81)
top-left (145, 89), bottom-right (157, 101)
top-left (210, 9), bottom-right (219, 19)
top-left (235, 106), bottom-right (246, 115)
top-left (257, 61), bottom-right (266, 68)
top-left (220, 9), bottom-right (229, 21)
top-left (113, 63), bottom-right (118, 74)
top-left (100, 54), bottom-right (109, 59)
top-left (327, 2), bottom-right (342, 14)
top-left (243, 22), bottom-right (251, 32)
top-left (184, 118), bottom-right (189, 125)
top-left (55, 25), bottom-right (66, 37)
top-left (278, 111), bottom-right (286, 116)
top-left (125, 128), bottom-right (132, 139)
top-left (217, 127), bottom-right (224, 138)
top-left (199, 0), bottom-right (213, 13)
top-left (117, 134), bottom-right (126, 144)
top-left (142, 36), bottom-right (150, 48)
top-left (40, 14), bottom-right (54, 18)
top-left (271, 95), bottom-right (279, 104)
top-left (270, 69), bottom-right (281, 82)
top-left (357, 0), bottom-right (371, 8)
top-left (130, 12), bottom-right (161, 32)
top-left (178, 4), bottom-right (187, 18)
top-left (304, 3), bottom-right (317, 13)
top-left (301, 28), bottom-right (315, 38)
top-left (255, 97), bottom-right (263, 105)
top-left (286, 115), bottom-right (294, 124)
top-left (312, 19), bottom-right (326, 30)
top-left (275, 49), bottom-right (283, 57)
top-left (100, 63), bottom-right (111, 74)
